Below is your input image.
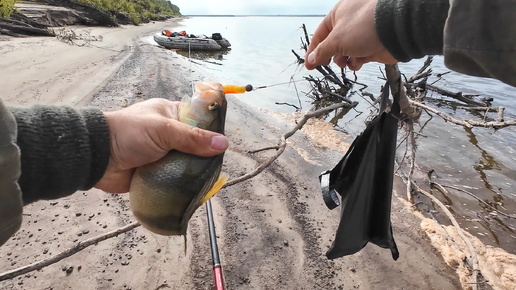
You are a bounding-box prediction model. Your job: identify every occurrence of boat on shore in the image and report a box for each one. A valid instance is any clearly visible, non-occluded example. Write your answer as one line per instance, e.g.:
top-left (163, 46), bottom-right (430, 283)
top-left (154, 30), bottom-right (231, 51)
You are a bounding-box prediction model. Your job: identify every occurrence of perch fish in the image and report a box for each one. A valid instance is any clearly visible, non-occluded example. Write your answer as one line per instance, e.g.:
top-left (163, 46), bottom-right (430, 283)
top-left (129, 82), bottom-right (228, 236)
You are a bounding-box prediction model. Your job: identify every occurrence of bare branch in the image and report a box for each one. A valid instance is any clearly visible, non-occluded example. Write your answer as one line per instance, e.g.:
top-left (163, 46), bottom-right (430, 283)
top-left (438, 184), bottom-right (516, 219)
top-left (425, 84), bottom-right (486, 107)
top-left (410, 100), bottom-right (474, 128)
top-left (429, 183), bottom-right (479, 290)
top-left (385, 64), bottom-right (421, 120)
top-left (224, 102), bottom-right (349, 187)
top-left (411, 100), bottom-right (516, 129)
top-left (275, 102), bottom-right (300, 110)
top-left (0, 222), bottom-right (140, 282)
top-left (397, 171), bottom-right (479, 290)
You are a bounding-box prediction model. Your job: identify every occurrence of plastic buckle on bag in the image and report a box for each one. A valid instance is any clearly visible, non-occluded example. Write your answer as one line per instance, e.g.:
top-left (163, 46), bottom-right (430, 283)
top-left (319, 171), bottom-right (340, 210)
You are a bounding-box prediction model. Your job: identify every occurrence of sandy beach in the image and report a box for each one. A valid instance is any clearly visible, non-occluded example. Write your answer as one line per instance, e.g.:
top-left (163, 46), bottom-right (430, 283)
top-left (0, 19), bottom-right (513, 289)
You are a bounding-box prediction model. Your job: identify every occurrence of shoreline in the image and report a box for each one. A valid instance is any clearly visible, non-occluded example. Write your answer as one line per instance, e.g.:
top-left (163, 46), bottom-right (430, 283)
top-left (0, 20), bottom-right (512, 289)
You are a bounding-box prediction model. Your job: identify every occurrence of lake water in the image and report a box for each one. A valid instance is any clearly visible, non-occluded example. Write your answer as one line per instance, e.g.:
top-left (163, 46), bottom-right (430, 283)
top-left (163, 16), bottom-right (516, 254)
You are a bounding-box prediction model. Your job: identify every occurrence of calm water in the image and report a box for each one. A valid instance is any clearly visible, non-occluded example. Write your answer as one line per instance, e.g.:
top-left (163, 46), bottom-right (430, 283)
top-left (163, 16), bottom-right (516, 253)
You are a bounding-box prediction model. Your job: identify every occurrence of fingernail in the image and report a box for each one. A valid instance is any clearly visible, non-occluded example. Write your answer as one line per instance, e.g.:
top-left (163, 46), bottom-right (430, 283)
top-left (211, 135), bottom-right (229, 150)
top-left (307, 52), bottom-right (316, 64)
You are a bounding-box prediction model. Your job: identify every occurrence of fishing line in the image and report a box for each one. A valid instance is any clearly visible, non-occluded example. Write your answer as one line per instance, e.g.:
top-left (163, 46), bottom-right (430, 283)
top-left (251, 72), bottom-right (346, 91)
top-left (185, 44), bottom-right (225, 290)
top-left (188, 42), bottom-right (194, 94)
top-left (252, 78), bottom-right (307, 90)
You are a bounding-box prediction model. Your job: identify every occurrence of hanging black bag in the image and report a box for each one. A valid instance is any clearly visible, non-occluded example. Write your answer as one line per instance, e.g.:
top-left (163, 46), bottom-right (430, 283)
top-left (319, 81), bottom-right (400, 260)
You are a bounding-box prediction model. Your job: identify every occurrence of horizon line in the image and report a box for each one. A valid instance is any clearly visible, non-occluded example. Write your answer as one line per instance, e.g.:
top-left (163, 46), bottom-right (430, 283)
top-left (181, 14), bottom-right (325, 17)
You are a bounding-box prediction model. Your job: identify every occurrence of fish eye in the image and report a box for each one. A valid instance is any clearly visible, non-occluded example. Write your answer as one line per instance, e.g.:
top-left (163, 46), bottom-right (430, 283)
top-left (208, 102), bottom-right (220, 111)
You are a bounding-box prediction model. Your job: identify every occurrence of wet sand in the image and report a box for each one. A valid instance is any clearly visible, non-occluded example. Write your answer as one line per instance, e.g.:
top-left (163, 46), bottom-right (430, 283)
top-left (0, 19), bottom-right (510, 289)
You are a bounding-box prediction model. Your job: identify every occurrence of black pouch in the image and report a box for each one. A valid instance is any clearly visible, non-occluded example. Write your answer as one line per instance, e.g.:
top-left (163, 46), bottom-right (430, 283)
top-left (320, 82), bottom-right (400, 260)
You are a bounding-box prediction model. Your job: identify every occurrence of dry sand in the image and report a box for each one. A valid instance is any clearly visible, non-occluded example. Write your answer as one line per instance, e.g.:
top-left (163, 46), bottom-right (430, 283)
top-left (0, 19), bottom-right (500, 289)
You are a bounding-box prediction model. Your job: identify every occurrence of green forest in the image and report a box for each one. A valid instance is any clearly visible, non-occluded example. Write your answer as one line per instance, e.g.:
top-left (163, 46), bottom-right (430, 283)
top-left (0, 0), bottom-right (181, 24)
top-left (76, 0), bottom-right (180, 24)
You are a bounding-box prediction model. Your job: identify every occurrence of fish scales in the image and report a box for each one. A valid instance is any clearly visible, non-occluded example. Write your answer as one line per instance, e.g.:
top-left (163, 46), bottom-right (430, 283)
top-left (129, 82), bottom-right (227, 236)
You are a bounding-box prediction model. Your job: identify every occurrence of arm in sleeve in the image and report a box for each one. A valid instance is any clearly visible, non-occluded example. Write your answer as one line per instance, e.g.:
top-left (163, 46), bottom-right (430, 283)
top-left (0, 100), bottom-right (23, 246)
top-left (9, 105), bottom-right (111, 204)
top-left (375, 0), bottom-right (516, 87)
top-left (444, 0), bottom-right (516, 86)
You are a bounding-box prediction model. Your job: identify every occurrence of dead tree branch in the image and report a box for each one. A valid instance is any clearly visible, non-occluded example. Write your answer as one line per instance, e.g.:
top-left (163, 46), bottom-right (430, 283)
top-left (411, 100), bottom-right (516, 129)
top-left (224, 102), bottom-right (350, 187)
top-left (397, 169), bottom-right (480, 290)
top-left (429, 183), bottom-right (480, 290)
top-left (438, 184), bottom-right (516, 219)
top-left (458, 106), bottom-right (506, 122)
top-left (0, 222), bottom-right (140, 282)
top-left (385, 64), bottom-right (420, 119)
top-left (425, 84), bottom-right (487, 107)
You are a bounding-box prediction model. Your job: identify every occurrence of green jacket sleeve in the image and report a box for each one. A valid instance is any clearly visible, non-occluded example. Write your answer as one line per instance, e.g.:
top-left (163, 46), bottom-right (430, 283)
top-left (9, 105), bottom-right (111, 204)
top-left (0, 100), bottom-right (23, 247)
top-left (375, 0), bottom-right (516, 87)
top-left (0, 102), bottom-right (110, 247)
top-left (444, 0), bottom-right (516, 87)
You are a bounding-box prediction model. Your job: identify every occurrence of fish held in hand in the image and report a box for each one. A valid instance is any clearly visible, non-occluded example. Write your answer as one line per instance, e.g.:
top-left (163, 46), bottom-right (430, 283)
top-left (129, 82), bottom-right (228, 236)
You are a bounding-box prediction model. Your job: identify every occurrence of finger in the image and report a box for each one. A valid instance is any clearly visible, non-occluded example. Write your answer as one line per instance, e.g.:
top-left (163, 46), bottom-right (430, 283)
top-left (95, 168), bottom-right (134, 193)
top-left (333, 55), bottom-right (349, 68)
top-left (306, 26), bottom-right (346, 71)
top-left (161, 120), bottom-right (229, 157)
top-left (305, 15), bottom-right (332, 70)
top-left (347, 57), bottom-right (367, 71)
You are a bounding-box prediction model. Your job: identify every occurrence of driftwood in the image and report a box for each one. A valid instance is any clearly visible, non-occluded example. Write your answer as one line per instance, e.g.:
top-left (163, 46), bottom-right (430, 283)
top-left (425, 84), bottom-right (487, 107)
top-left (397, 167), bottom-right (480, 290)
top-left (0, 222), bottom-right (141, 282)
top-left (411, 100), bottom-right (516, 129)
top-left (383, 57), bottom-right (516, 289)
top-left (385, 64), bottom-right (420, 119)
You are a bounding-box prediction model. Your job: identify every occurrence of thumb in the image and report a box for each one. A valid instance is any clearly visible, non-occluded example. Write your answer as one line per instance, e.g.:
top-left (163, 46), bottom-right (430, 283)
top-left (160, 120), bottom-right (229, 157)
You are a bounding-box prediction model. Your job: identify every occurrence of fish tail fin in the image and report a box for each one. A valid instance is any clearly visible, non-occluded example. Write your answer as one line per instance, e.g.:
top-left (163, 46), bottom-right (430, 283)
top-left (200, 173), bottom-right (228, 205)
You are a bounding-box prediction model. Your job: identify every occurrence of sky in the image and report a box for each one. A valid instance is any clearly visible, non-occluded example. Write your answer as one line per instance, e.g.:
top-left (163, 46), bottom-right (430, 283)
top-left (169, 0), bottom-right (336, 15)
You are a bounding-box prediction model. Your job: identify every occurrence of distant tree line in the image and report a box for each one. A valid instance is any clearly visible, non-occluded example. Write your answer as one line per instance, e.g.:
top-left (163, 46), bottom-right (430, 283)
top-left (75, 0), bottom-right (181, 24)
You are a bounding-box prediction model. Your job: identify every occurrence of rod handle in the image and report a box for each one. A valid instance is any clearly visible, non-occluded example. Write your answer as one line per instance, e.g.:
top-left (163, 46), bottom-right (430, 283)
top-left (213, 265), bottom-right (225, 290)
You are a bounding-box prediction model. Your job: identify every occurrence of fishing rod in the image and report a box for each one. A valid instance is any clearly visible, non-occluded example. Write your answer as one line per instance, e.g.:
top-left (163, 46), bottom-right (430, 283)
top-left (206, 200), bottom-right (225, 290)
top-left (202, 77), bottom-right (346, 289)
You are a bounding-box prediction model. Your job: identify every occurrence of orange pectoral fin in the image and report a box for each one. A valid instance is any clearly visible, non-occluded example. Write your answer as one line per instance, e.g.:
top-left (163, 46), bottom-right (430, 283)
top-left (200, 173), bottom-right (229, 205)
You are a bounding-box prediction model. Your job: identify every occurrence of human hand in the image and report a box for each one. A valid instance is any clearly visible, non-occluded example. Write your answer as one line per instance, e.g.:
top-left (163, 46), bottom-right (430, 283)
top-left (95, 98), bottom-right (229, 193)
top-left (305, 0), bottom-right (397, 71)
